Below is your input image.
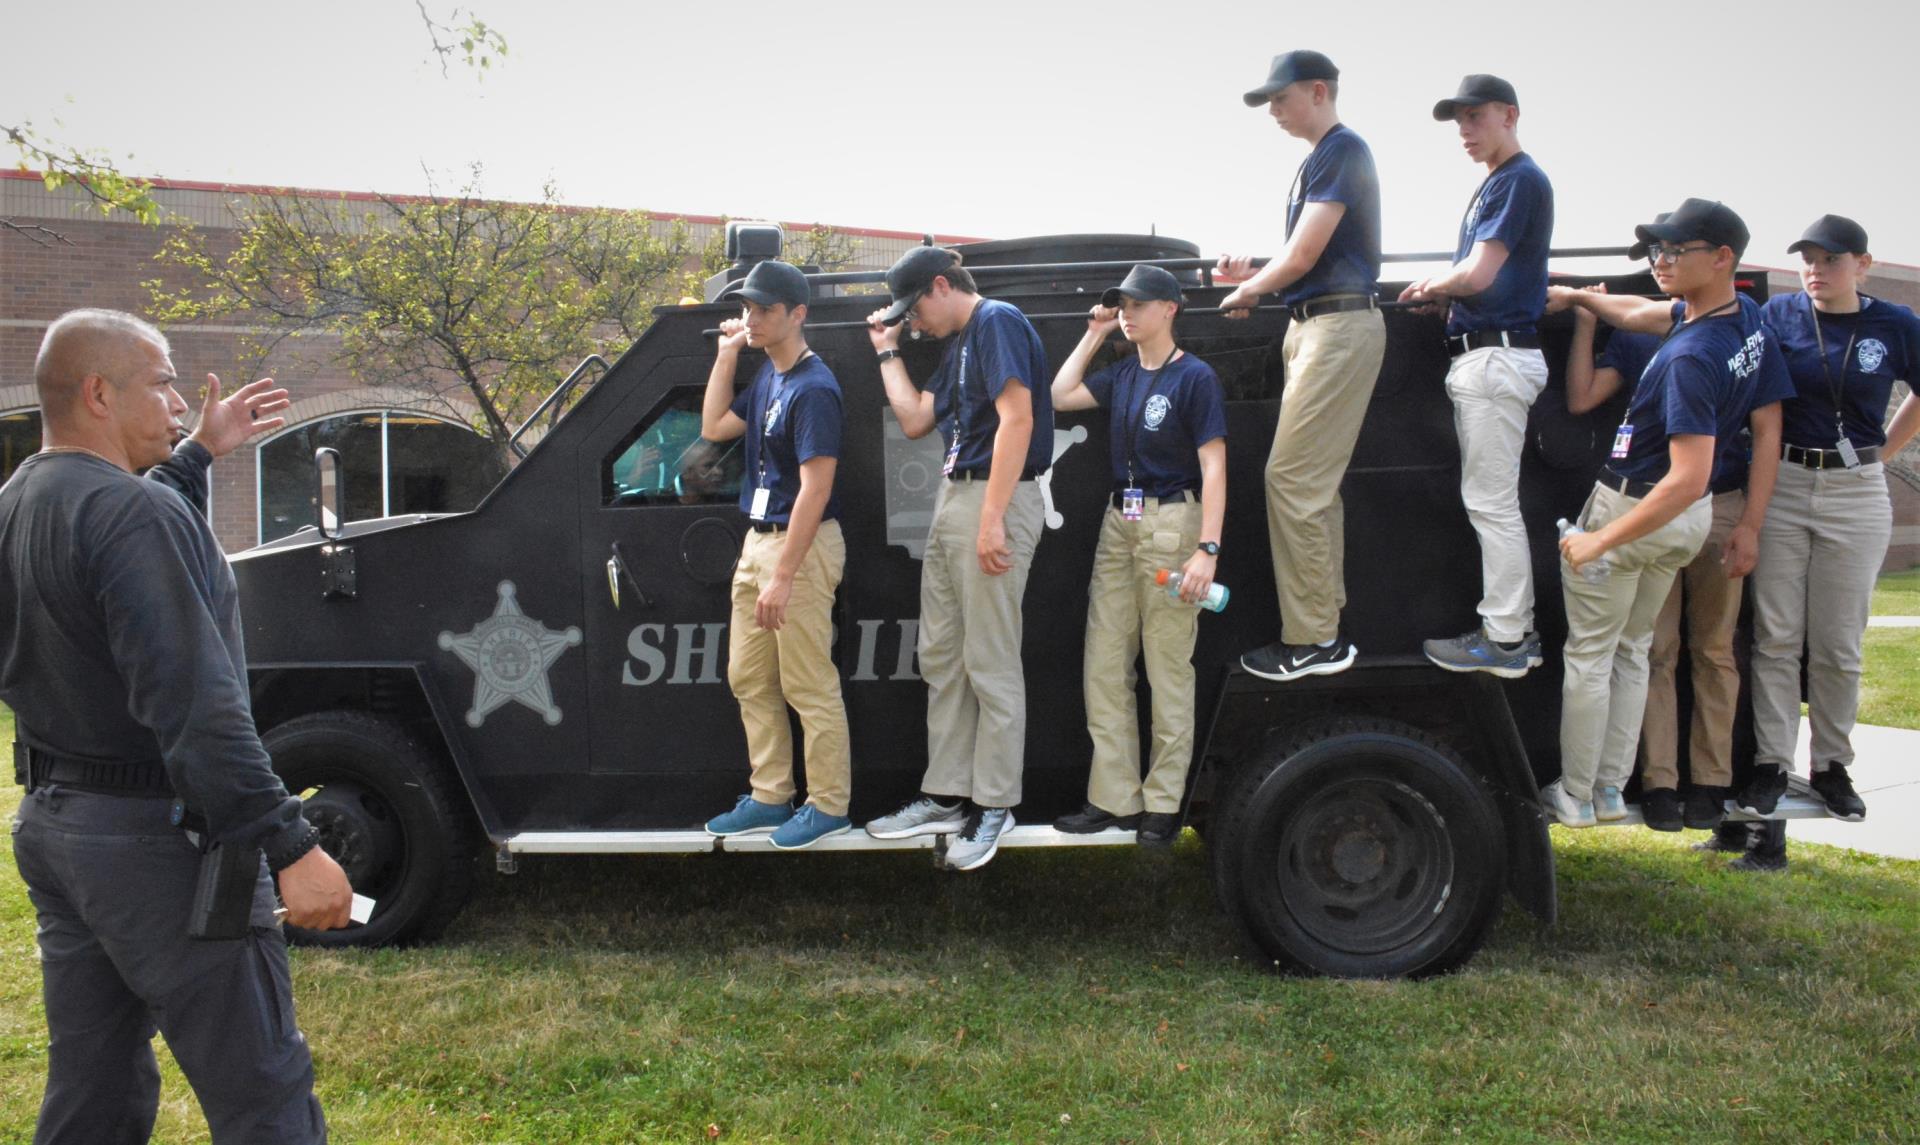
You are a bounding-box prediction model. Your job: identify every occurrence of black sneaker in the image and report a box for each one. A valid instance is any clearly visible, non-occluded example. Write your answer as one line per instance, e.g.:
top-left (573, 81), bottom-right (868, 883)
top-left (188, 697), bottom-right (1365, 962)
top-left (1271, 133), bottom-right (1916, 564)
top-left (1683, 786), bottom-right (1728, 831)
top-left (1239, 638), bottom-right (1357, 681)
top-left (1735, 767), bottom-right (1789, 817)
top-left (1640, 788), bottom-right (1684, 832)
top-left (1809, 764), bottom-right (1867, 822)
top-left (1053, 802), bottom-right (1140, 833)
top-left (1135, 812), bottom-right (1180, 847)
top-left (1692, 824), bottom-right (1749, 854)
top-left (1730, 850), bottom-right (1788, 873)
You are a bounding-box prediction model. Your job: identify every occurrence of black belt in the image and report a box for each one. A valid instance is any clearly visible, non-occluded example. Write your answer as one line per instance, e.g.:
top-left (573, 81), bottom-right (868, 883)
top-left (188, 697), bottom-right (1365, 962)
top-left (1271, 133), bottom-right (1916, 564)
top-left (1288, 295), bottom-right (1378, 323)
top-left (1448, 330), bottom-right (1542, 356)
top-left (1597, 468), bottom-right (1659, 498)
top-left (749, 521), bottom-right (786, 534)
top-left (1783, 443), bottom-right (1879, 470)
top-left (948, 467), bottom-right (1042, 482)
top-left (15, 744), bottom-right (172, 796)
top-left (1109, 488), bottom-right (1197, 509)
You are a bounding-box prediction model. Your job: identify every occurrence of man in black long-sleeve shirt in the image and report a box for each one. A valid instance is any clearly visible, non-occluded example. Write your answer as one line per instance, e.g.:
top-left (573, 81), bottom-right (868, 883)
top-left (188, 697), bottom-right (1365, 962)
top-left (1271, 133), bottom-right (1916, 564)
top-left (1, 308), bottom-right (351, 1144)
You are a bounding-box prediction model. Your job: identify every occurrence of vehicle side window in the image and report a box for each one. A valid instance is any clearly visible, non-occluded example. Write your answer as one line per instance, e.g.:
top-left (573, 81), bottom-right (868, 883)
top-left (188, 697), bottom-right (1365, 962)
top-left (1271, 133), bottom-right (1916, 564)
top-left (602, 385), bottom-right (744, 507)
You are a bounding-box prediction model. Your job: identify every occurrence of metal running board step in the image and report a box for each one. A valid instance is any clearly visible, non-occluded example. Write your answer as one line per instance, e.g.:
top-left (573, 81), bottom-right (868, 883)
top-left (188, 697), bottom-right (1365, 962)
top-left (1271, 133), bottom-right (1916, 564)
top-left (1550, 775), bottom-right (1845, 827)
top-left (503, 823), bottom-right (1146, 856)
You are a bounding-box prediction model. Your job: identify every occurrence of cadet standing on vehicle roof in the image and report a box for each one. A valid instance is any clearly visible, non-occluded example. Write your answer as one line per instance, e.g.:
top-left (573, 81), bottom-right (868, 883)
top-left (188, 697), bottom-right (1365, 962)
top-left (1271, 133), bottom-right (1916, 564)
top-left (1216, 50), bottom-right (1385, 682)
top-left (1049, 265), bottom-right (1228, 847)
top-left (1, 309), bottom-right (352, 1144)
top-left (1541, 199), bottom-right (1783, 828)
top-left (1739, 214), bottom-right (1920, 825)
top-left (864, 247), bottom-right (1054, 871)
top-left (1400, 74), bottom-right (1556, 680)
top-left (698, 260), bottom-right (855, 850)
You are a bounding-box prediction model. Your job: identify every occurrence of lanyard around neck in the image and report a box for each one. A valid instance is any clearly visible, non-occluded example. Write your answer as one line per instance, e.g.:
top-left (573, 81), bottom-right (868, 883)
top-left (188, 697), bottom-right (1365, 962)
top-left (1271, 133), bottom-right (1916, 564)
top-left (1618, 297), bottom-right (1740, 428)
top-left (757, 351), bottom-right (813, 486)
top-left (1807, 298), bottom-right (1858, 425)
top-left (1120, 346), bottom-right (1179, 484)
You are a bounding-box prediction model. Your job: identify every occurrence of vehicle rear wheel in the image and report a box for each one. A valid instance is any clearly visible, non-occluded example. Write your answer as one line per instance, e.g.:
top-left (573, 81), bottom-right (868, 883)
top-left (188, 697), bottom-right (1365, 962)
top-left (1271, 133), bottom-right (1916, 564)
top-left (262, 712), bottom-right (476, 947)
top-left (1213, 716), bottom-right (1504, 978)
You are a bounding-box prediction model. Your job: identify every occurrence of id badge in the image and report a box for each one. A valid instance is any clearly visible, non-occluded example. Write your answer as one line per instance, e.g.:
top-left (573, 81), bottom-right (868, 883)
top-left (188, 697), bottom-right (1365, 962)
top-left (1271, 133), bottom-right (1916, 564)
top-left (1609, 424), bottom-right (1634, 460)
top-left (749, 486), bottom-right (771, 521)
top-left (942, 437), bottom-right (960, 477)
top-left (1121, 488), bottom-right (1145, 521)
top-left (1836, 436), bottom-right (1861, 469)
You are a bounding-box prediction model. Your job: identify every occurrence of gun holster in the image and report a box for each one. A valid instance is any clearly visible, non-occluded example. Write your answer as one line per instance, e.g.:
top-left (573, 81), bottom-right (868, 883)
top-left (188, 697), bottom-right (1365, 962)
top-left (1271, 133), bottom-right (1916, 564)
top-left (178, 802), bottom-right (257, 941)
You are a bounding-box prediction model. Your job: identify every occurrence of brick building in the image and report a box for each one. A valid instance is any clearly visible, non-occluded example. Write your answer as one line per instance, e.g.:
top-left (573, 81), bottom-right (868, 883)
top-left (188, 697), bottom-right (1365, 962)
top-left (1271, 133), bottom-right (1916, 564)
top-left (4, 169), bottom-right (1917, 568)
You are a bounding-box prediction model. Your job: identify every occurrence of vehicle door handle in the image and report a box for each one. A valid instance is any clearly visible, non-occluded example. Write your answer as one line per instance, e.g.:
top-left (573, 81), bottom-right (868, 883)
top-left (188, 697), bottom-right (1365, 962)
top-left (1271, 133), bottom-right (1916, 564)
top-left (607, 540), bottom-right (652, 610)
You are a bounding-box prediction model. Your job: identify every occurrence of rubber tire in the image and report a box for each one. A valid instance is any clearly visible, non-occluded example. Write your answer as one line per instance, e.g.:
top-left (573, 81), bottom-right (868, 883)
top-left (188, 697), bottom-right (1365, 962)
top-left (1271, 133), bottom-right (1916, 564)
top-left (261, 712), bottom-right (476, 947)
top-left (1212, 716), bottom-right (1505, 978)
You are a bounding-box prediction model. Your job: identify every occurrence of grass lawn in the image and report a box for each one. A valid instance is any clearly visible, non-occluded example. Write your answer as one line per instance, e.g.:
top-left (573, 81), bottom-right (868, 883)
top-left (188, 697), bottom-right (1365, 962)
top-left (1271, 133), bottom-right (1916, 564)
top-left (2, 707), bottom-right (1918, 1142)
top-left (1871, 568), bottom-right (1920, 617)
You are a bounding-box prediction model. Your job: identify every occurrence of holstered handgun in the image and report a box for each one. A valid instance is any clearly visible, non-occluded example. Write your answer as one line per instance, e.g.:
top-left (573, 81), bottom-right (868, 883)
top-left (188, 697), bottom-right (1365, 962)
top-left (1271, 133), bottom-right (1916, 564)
top-left (176, 801), bottom-right (259, 940)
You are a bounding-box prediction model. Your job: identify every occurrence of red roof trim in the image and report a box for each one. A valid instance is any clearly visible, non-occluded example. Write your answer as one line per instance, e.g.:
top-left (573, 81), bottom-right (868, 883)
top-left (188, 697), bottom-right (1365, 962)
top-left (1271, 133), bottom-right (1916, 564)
top-left (0, 167), bottom-right (986, 246)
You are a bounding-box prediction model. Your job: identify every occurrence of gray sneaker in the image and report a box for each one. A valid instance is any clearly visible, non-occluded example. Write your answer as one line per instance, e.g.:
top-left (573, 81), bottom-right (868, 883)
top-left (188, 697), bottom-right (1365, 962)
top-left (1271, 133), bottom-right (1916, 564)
top-left (865, 796), bottom-right (967, 839)
top-left (1423, 628), bottom-right (1542, 679)
top-left (945, 808), bottom-right (1014, 871)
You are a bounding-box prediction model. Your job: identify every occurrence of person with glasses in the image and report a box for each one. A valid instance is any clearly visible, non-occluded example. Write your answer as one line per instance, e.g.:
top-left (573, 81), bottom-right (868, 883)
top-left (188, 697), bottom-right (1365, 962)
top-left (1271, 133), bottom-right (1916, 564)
top-left (1738, 215), bottom-right (1920, 824)
top-left (1215, 50), bottom-right (1385, 682)
top-left (1539, 199), bottom-right (1785, 827)
top-left (698, 260), bottom-right (855, 850)
top-left (1401, 75), bottom-right (1555, 679)
top-left (1048, 265), bottom-right (1228, 847)
top-left (864, 247), bottom-right (1053, 871)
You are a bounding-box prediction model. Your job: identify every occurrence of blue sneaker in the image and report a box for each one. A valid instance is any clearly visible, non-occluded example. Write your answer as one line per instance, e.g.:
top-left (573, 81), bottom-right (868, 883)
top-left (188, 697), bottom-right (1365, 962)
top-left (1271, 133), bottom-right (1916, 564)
top-left (1422, 628), bottom-right (1540, 679)
top-left (769, 804), bottom-right (853, 850)
top-left (705, 794), bottom-right (793, 837)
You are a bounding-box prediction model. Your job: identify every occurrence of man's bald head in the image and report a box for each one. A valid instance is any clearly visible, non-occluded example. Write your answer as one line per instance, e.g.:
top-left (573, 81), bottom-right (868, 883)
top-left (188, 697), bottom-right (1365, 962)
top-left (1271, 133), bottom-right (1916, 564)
top-left (34, 309), bottom-right (172, 423)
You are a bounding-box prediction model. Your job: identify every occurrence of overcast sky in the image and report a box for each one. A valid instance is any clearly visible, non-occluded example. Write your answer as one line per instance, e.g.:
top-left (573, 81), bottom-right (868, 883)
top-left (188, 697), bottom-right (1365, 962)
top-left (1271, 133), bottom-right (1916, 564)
top-left (7, 0), bottom-right (1919, 273)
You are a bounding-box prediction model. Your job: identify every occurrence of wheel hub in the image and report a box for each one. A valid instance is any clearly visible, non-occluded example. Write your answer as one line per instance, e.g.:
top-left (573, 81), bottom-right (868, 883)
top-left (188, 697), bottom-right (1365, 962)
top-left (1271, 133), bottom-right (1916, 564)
top-left (1276, 778), bottom-right (1453, 955)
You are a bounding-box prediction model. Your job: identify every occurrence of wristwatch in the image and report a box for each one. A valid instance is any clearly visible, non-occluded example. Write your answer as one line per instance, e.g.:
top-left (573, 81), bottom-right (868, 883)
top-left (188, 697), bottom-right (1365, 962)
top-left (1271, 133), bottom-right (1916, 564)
top-left (876, 349), bottom-right (901, 363)
top-left (1196, 541), bottom-right (1220, 556)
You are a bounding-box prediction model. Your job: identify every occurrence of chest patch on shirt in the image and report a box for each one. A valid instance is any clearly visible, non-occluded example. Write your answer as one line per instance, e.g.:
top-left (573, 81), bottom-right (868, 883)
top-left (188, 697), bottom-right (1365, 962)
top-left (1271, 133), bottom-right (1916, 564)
top-left (1143, 394), bottom-right (1171, 431)
top-left (1858, 339), bottom-right (1888, 374)
top-left (763, 397), bottom-right (783, 435)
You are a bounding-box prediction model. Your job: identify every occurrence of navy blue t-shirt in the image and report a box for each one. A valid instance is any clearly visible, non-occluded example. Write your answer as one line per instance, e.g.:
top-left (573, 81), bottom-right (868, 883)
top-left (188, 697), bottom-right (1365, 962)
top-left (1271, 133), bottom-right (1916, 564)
top-left (1083, 351), bottom-right (1228, 497)
top-left (930, 298), bottom-right (1055, 476)
top-left (729, 352), bottom-right (843, 524)
top-left (1762, 291), bottom-right (1920, 450)
top-left (1282, 123), bottom-right (1382, 307)
top-left (1446, 152), bottom-right (1554, 337)
top-left (1610, 295), bottom-right (1779, 485)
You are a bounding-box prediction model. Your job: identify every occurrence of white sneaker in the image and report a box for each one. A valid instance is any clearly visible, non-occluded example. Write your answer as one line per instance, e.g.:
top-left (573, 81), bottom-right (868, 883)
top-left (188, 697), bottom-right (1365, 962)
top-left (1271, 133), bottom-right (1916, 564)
top-left (1594, 786), bottom-right (1627, 822)
top-left (1541, 780), bottom-right (1597, 828)
top-left (865, 796), bottom-right (966, 839)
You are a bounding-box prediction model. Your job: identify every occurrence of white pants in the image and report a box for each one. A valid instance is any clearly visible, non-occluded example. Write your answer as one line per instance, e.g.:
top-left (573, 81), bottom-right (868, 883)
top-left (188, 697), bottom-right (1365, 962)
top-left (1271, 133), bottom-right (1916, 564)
top-left (1445, 346), bottom-right (1549, 643)
top-left (1749, 461), bottom-right (1893, 772)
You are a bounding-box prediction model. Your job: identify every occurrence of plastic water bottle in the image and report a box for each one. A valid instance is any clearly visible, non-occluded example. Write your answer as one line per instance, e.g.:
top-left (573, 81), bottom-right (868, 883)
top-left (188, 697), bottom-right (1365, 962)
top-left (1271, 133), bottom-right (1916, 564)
top-left (1555, 518), bottom-right (1610, 584)
top-left (1155, 568), bottom-right (1230, 612)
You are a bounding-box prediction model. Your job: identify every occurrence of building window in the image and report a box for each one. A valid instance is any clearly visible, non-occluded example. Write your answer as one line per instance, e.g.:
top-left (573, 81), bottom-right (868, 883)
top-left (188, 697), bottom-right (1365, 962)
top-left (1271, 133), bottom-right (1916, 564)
top-left (1, 410), bottom-right (42, 485)
top-left (257, 410), bottom-right (509, 544)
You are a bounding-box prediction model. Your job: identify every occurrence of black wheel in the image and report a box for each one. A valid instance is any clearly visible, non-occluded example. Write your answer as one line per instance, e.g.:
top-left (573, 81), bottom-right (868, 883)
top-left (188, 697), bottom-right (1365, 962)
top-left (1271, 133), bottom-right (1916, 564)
top-left (1213, 716), bottom-right (1505, 978)
top-left (261, 712), bottom-right (476, 947)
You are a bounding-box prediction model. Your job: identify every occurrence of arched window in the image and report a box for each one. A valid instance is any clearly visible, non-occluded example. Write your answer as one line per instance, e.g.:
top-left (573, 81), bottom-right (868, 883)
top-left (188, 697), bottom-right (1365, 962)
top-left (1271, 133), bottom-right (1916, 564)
top-left (1, 409), bottom-right (43, 486)
top-left (256, 411), bottom-right (510, 544)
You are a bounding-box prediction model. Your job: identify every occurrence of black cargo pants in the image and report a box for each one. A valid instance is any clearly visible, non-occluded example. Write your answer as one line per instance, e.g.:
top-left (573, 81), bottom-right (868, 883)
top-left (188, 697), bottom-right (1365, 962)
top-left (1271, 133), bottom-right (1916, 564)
top-left (11, 786), bottom-right (326, 1144)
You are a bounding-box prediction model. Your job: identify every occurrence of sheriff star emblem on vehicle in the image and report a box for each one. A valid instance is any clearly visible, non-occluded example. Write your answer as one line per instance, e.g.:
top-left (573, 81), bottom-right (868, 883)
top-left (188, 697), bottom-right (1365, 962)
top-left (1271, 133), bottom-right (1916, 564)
top-left (438, 580), bottom-right (583, 728)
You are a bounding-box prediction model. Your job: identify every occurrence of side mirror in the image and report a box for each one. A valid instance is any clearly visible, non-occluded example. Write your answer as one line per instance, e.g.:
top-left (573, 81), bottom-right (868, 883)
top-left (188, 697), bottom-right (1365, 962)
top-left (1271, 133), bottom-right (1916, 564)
top-left (314, 447), bottom-right (344, 540)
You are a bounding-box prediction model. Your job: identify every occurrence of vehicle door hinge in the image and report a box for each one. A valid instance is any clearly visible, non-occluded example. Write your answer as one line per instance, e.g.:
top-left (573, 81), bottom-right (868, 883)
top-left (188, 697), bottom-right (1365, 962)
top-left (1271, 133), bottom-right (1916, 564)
top-left (319, 543), bottom-right (357, 600)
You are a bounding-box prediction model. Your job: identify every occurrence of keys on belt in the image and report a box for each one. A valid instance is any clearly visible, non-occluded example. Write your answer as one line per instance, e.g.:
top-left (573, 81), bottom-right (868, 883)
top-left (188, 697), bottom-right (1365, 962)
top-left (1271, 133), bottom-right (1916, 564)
top-left (1782, 442), bottom-right (1879, 470)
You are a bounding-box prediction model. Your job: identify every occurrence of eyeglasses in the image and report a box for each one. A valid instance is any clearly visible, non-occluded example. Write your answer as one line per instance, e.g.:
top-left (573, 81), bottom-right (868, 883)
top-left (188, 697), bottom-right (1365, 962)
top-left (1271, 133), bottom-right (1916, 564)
top-left (1645, 242), bottom-right (1717, 265)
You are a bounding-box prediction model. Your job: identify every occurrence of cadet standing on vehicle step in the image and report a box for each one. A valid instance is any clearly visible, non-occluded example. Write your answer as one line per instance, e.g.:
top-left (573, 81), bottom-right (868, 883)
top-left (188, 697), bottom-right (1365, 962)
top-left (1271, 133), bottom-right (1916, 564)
top-left (1049, 265), bottom-right (1228, 847)
top-left (699, 260), bottom-right (855, 850)
top-left (1217, 50), bottom-right (1386, 682)
top-left (1401, 74), bottom-right (1556, 679)
top-left (1, 309), bottom-right (352, 1144)
top-left (865, 247), bottom-right (1053, 871)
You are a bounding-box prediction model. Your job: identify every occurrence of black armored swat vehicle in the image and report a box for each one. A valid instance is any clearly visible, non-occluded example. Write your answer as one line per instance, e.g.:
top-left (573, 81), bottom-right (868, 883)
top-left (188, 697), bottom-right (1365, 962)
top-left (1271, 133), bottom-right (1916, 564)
top-left (233, 227), bottom-right (1829, 978)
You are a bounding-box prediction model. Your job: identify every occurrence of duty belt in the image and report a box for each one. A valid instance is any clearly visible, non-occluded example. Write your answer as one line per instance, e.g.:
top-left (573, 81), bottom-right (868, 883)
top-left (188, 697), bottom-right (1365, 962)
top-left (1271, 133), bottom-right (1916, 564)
top-left (14, 743), bottom-right (172, 796)
top-left (1782, 443), bottom-right (1879, 470)
top-left (1448, 330), bottom-right (1542, 356)
top-left (1288, 295), bottom-right (1378, 323)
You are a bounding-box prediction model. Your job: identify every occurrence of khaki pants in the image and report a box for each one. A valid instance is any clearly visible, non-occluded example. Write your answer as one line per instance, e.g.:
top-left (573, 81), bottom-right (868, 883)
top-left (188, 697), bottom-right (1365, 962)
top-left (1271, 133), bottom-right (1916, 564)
top-left (1750, 461), bottom-right (1893, 771)
top-left (1082, 498), bottom-right (1204, 816)
top-left (1445, 346), bottom-right (1550, 643)
top-left (918, 479), bottom-right (1045, 808)
top-left (1640, 489), bottom-right (1746, 791)
top-left (727, 520), bottom-right (851, 816)
top-left (1266, 304), bottom-right (1387, 645)
top-left (1558, 484), bottom-right (1712, 801)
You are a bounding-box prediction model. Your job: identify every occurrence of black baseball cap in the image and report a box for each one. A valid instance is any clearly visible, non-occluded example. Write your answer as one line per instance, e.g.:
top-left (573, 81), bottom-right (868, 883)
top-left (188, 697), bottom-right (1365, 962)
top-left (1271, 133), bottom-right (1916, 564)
top-left (1787, 214), bottom-right (1870, 256)
top-left (880, 246), bottom-right (961, 326)
top-left (1100, 264), bottom-right (1185, 309)
top-left (1629, 198), bottom-right (1750, 261)
top-left (729, 259), bottom-right (809, 309)
top-left (1243, 51), bottom-right (1339, 107)
top-left (1432, 74), bottom-right (1519, 120)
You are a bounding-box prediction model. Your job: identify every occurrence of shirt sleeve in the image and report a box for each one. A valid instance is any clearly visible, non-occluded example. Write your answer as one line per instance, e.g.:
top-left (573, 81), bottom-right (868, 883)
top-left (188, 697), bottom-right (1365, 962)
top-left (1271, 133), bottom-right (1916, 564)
top-left (141, 439), bottom-right (214, 516)
top-left (1302, 133), bottom-right (1376, 209)
top-left (1470, 169), bottom-right (1539, 249)
top-left (1659, 353), bottom-right (1721, 439)
top-left (1900, 309), bottom-right (1920, 384)
top-left (975, 309), bottom-right (1036, 403)
top-left (788, 384), bottom-right (843, 464)
top-left (89, 495), bottom-right (309, 854)
top-left (1598, 332), bottom-right (1656, 380)
top-left (1753, 326), bottom-right (1798, 407)
top-left (1182, 362), bottom-right (1229, 446)
top-left (729, 382), bottom-right (753, 424)
top-left (1083, 363), bottom-right (1117, 407)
